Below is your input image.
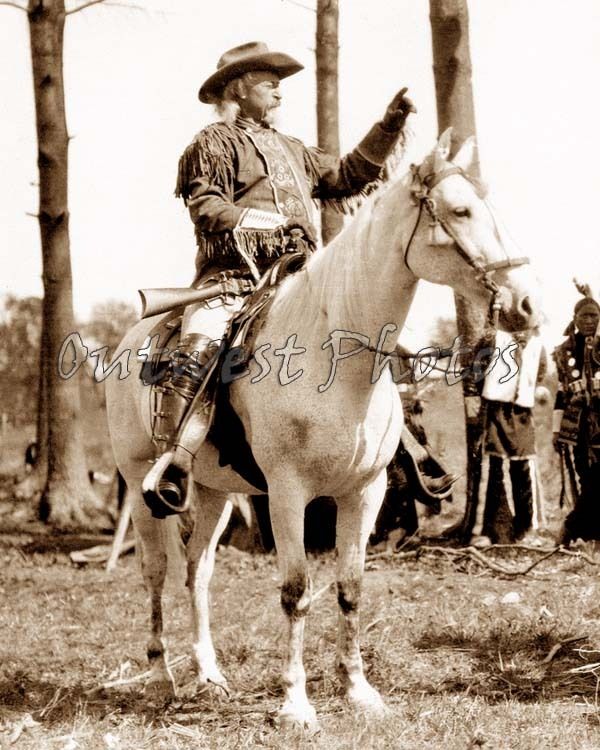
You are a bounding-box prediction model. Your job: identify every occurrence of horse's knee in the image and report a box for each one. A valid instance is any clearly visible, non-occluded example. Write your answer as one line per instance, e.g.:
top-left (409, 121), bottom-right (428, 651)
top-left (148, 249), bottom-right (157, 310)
top-left (337, 578), bottom-right (361, 614)
top-left (281, 570), bottom-right (312, 619)
top-left (140, 549), bottom-right (168, 584)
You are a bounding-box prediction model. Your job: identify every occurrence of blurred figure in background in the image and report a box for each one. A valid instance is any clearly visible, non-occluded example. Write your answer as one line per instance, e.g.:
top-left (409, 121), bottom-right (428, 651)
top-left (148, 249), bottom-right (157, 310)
top-left (465, 328), bottom-right (548, 546)
top-left (553, 294), bottom-right (600, 544)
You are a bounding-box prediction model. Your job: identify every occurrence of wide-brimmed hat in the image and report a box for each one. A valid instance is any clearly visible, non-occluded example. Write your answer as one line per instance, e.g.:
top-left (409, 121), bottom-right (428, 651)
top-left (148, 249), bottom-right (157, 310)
top-left (198, 41), bottom-right (303, 103)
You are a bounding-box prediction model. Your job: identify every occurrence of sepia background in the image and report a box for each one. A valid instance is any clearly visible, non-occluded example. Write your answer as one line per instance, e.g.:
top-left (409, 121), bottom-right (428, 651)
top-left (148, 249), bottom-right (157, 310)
top-left (2, 0), bottom-right (599, 348)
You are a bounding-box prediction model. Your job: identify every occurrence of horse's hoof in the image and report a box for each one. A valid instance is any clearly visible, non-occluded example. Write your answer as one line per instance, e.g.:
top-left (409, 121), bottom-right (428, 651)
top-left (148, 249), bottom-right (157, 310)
top-left (347, 683), bottom-right (389, 718)
top-left (145, 677), bottom-right (176, 705)
top-left (274, 702), bottom-right (319, 733)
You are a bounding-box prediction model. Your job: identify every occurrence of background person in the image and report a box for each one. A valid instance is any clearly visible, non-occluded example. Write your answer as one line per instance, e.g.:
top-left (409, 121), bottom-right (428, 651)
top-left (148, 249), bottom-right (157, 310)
top-left (464, 328), bottom-right (548, 546)
top-left (553, 295), bottom-right (600, 544)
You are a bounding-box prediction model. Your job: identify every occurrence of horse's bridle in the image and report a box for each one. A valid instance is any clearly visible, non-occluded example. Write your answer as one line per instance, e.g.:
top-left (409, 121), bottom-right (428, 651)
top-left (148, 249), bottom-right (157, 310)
top-left (404, 164), bottom-right (530, 327)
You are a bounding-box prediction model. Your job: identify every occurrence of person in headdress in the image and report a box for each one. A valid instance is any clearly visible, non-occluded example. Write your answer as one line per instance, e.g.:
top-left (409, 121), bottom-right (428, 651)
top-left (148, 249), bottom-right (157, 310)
top-left (462, 328), bottom-right (548, 546)
top-left (553, 295), bottom-right (600, 543)
top-left (143, 41), bottom-right (417, 515)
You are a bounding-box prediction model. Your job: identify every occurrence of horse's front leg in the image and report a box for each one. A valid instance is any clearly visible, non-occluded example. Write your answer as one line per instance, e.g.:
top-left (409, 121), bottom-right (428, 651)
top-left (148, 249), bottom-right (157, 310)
top-left (336, 471), bottom-right (389, 715)
top-left (131, 489), bottom-right (177, 702)
top-left (185, 485), bottom-right (233, 695)
top-left (268, 479), bottom-right (316, 730)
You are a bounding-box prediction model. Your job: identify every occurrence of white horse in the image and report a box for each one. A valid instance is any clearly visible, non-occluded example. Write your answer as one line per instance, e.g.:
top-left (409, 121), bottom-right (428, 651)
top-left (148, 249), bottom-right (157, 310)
top-left (105, 130), bottom-right (542, 729)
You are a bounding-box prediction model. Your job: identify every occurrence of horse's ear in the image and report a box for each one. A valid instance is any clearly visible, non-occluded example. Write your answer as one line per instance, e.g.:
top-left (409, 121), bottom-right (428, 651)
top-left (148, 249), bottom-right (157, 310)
top-left (433, 127), bottom-right (453, 171)
top-left (452, 135), bottom-right (478, 175)
top-left (437, 128), bottom-right (453, 157)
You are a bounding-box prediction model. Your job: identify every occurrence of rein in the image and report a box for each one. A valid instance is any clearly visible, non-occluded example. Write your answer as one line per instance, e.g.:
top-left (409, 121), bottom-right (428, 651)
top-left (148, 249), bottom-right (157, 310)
top-left (404, 164), bottom-right (529, 327)
top-left (363, 343), bottom-right (454, 377)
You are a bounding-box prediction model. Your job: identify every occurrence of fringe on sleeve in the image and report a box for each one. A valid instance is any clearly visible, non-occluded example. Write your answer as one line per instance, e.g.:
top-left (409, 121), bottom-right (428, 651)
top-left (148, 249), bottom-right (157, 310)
top-left (194, 227), bottom-right (286, 263)
top-left (174, 123), bottom-right (246, 201)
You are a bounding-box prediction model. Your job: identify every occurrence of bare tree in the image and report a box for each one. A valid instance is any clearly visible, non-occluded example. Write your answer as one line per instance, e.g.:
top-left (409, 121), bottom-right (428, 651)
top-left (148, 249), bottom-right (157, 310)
top-left (429, 0), bottom-right (485, 542)
top-left (316, 0), bottom-right (344, 244)
top-left (5, 0), bottom-right (111, 526)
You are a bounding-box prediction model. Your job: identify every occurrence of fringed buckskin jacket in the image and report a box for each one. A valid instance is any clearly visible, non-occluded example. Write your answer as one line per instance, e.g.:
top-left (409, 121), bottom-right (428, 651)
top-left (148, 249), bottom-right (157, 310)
top-left (175, 116), bottom-right (402, 280)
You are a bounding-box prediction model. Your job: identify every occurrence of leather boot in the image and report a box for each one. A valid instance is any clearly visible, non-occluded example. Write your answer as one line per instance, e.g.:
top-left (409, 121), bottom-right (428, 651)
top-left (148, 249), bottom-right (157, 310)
top-left (142, 334), bottom-right (217, 518)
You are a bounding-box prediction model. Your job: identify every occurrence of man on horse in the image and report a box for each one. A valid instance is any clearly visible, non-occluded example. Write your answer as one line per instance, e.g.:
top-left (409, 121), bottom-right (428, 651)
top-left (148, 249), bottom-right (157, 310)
top-left (142, 41), bottom-right (417, 516)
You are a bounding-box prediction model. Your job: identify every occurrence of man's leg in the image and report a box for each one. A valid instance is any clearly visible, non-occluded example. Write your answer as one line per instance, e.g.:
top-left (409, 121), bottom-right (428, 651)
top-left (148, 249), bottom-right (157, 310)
top-left (562, 448), bottom-right (600, 543)
top-left (142, 295), bottom-right (243, 517)
top-left (510, 459), bottom-right (534, 540)
top-left (482, 455), bottom-right (514, 543)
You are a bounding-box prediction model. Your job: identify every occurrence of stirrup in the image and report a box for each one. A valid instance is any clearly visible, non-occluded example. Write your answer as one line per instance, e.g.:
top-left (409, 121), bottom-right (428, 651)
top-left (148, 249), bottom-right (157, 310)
top-left (142, 452), bottom-right (192, 519)
top-left (423, 472), bottom-right (460, 497)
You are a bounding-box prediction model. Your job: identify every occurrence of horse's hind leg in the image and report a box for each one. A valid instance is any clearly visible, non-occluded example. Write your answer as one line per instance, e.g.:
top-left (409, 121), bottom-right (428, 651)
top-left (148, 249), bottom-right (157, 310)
top-left (130, 480), bottom-right (177, 701)
top-left (335, 471), bottom-right (388, 715)
top-left (185, 485), bottom-right (233, 694)
top-left (268, 478), bottom-right (316, 729)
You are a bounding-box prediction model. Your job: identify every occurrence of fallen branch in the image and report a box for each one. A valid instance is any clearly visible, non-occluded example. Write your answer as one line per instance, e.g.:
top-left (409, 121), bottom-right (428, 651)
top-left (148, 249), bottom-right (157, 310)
top-left (70, 539), bottom-right (135, 565)
top-left (366, 549), bottom-right (419, 562)
top-left (86, 654), bottom-right (190, 693)
top-left (557, 547), bottom-right (600, 566)
top-left (479, 543), bottom-right (556, 554)
top-left (467, 547), bottom-right (560, 576)
top-left (542, 635), bottom-right (588, 664)
top-left (366, 544), bottom-right (562, 577)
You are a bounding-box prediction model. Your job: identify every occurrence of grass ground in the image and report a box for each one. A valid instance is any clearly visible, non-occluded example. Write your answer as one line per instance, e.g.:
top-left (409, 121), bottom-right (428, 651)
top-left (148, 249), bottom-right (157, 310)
top-left (2, 534), bottom-right (600, 749)
top-left (0, 376), bottom-right (587, 748)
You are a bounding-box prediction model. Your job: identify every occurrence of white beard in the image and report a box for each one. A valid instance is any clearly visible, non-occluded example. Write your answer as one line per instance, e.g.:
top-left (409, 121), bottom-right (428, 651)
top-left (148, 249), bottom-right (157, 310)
top-left (262, 108), bottom-right (279, 127)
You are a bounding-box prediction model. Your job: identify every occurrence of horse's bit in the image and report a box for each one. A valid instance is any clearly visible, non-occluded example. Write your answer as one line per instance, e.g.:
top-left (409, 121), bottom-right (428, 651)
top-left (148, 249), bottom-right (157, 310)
top-left (404, 164), bottom-right (530, 327)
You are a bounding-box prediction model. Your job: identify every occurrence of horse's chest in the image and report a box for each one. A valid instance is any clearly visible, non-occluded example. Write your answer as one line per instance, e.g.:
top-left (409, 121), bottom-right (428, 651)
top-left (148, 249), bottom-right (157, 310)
top-left (280, 398), bottom-right (402, 490)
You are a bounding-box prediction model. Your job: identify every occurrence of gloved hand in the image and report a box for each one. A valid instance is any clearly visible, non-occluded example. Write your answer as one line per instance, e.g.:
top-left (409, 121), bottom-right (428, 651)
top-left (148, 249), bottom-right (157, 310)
top-left (285, 218), bottom-right (318, 250)
top-left (552, 433), bottom-right (562, 453)
top-left (381, 87), bottom-right (417, 133)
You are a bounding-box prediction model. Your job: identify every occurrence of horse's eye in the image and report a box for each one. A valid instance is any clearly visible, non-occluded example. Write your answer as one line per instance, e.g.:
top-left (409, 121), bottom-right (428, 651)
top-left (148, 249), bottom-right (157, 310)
top-left (453, 207), bottom-right (470, 218)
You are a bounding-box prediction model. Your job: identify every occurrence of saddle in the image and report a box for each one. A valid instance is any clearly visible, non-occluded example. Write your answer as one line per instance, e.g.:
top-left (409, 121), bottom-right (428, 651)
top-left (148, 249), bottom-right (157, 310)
top-left (140, 252), bottom-right (308, 491)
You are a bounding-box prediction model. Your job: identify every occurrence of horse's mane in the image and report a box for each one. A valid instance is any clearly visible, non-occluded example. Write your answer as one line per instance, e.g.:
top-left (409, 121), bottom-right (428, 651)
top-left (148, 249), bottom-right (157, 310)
top-left (270, 169), bottom-right (414, 331)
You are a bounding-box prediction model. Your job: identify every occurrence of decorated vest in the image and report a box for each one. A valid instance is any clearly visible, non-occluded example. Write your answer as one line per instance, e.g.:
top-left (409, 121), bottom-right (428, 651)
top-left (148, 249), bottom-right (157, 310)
top-left (175, 120), bottom-right (321, 269)
top-left (553, 333), bottom-right (600, 446)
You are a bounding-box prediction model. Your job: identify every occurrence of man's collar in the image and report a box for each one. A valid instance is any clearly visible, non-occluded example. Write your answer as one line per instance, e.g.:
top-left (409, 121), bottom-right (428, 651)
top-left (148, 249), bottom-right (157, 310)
top-left (235, 116), bottom-right (270, 132)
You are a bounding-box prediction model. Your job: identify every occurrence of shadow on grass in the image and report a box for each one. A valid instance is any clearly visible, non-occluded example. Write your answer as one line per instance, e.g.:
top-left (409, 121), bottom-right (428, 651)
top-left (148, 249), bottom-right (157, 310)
top-left (0, 671), bottom-right (157, 726)
top-left (0, 669), bottom-right (288, 733)
top-left (407, 625), bottom-right (599, 703)
top-left (0, 528), bottom-right (114, 555)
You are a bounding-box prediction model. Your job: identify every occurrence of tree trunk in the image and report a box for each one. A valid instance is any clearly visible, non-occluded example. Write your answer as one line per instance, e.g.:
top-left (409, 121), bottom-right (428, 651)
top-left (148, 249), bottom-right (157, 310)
top-left (15, 305), bottom-right (49, 500)
top-left (429, 0), bottom-right (486, 542)
top-left (316, 0), bottom-right (344, 244)
top-left (28, 0), bottom-right (102, 528)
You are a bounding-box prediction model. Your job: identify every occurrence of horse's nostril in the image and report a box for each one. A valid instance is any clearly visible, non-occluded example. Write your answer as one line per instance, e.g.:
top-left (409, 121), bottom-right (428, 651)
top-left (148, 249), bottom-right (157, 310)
top-left (520, 296), bottom-right (533, 316)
